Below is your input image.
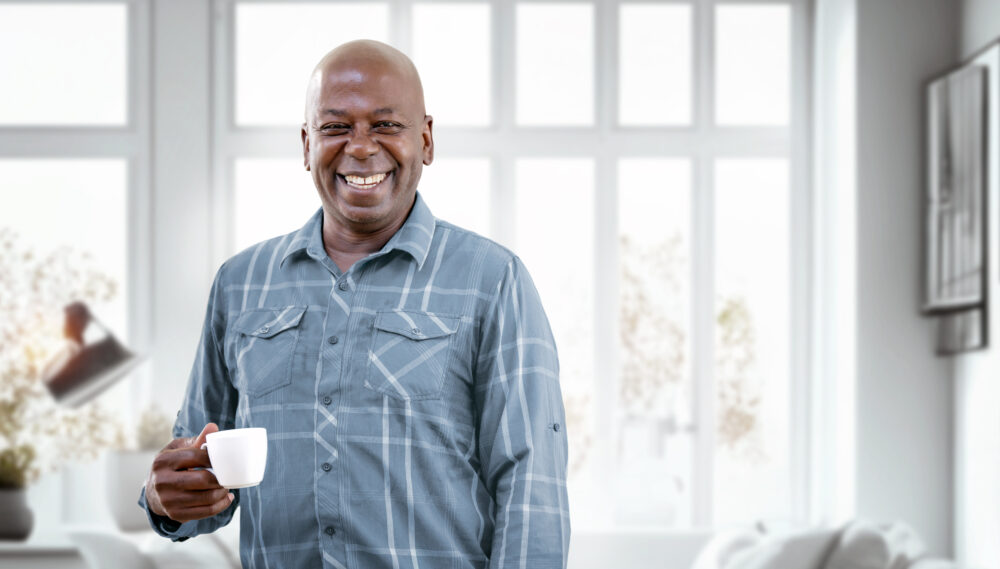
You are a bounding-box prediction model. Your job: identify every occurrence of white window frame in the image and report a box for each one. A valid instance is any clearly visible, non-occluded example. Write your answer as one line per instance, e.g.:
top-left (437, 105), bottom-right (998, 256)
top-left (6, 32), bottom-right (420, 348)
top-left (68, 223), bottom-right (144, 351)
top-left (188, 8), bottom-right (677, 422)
top-left (0, 0), bottom-right (152, 359)
top-left (0, 0), bottom-right (153, 526)
top-left (211, 0), bottom-right (814, 529)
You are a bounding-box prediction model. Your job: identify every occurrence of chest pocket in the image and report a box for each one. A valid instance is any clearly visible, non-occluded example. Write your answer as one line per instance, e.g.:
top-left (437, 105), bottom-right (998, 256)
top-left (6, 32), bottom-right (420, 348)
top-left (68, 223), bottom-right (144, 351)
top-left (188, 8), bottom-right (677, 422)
top-left (232, 306), bottom-right (306, 397)
top-left (366, 310), bottom-right (460, 401)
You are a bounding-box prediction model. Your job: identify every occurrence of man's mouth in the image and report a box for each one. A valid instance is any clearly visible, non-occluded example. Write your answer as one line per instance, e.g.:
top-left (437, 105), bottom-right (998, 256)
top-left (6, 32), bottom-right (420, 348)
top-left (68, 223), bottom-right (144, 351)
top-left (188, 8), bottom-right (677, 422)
top-left (341, 172), bottom-right (389, 190)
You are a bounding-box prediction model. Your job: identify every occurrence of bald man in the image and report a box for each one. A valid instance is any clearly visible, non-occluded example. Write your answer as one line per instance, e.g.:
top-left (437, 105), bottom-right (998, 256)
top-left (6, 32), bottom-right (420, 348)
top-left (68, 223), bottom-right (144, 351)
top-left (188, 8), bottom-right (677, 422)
top-left (140, 40), bottom-right (570, 568)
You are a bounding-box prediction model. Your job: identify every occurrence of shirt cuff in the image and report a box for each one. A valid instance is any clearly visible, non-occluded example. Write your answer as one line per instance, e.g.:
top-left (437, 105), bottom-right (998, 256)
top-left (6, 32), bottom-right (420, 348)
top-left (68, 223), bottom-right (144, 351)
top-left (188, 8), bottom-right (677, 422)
top-left (137, 485), bottom-right (193, 542)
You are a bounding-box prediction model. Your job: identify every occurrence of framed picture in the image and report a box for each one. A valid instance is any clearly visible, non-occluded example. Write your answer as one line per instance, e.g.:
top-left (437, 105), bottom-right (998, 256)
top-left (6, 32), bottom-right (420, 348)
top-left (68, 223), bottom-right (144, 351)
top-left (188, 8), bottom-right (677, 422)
top-left (925, 41), bottom-right (999, 354)
top-left (924, 63), bottom-right (987, 314)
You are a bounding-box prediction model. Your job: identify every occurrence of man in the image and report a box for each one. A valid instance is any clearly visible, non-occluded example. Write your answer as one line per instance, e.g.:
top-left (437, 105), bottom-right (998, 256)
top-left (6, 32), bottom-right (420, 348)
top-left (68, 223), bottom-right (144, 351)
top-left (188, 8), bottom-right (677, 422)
top-left (140, 39), bottom-right (570, 568)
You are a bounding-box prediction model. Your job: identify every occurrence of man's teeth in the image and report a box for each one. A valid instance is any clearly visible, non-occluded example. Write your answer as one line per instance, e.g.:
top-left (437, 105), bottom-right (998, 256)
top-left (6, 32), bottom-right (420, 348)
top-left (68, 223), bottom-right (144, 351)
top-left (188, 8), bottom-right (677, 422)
top-left (344, 173), bottom-right (388, 187)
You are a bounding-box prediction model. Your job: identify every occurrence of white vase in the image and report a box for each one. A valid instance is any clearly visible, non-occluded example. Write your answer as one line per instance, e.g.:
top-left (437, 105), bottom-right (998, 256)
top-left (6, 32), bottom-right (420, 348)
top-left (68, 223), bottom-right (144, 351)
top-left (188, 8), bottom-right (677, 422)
top-left (105, 450), bottom-right (156, 532)
top-left (0, 487), bottom-right (34, 540)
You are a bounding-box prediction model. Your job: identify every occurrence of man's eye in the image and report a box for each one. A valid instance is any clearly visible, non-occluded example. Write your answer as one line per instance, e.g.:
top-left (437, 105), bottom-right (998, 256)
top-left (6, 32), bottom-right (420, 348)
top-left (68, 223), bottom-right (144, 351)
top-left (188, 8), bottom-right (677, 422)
top-left (373, 121), bottom-right (403, 132)
top-left (320, 124), bottom-right (349, 133)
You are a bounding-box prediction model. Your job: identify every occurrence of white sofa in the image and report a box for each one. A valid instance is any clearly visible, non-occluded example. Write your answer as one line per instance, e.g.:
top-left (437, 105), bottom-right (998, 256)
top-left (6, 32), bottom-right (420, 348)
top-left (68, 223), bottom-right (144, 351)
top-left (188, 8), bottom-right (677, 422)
top-left (567, 521), bottom-right (962, 569)
top-left (68, 518), bottom-right (962, 569)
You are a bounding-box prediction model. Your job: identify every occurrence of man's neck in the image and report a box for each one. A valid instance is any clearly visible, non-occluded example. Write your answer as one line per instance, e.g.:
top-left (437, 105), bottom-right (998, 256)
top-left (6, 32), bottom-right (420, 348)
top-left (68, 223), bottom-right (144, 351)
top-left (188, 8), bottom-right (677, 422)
top-left (320, 211), bottom-right (408, 274)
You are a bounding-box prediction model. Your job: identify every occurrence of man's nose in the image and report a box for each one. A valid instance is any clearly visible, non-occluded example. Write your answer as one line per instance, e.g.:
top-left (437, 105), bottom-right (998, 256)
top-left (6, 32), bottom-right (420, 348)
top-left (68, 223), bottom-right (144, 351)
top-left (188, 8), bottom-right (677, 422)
top-left (344, 130), bottom-right (379, 159)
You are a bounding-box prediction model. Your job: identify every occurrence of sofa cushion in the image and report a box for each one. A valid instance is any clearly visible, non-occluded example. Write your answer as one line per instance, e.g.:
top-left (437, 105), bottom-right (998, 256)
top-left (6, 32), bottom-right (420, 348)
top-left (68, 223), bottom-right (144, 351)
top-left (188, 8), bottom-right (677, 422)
top-left (691, 526), bottom-right (763, 569)
top-left (724, 527), bottom-right (840, 569)
top-left (823, 520), bottom-right (927, 569)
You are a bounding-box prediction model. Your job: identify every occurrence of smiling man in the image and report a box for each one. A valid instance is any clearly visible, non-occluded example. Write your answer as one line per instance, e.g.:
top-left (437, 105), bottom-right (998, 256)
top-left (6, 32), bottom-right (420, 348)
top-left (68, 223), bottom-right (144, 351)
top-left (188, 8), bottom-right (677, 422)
top-left (139, 40), bottom-right (571, 568)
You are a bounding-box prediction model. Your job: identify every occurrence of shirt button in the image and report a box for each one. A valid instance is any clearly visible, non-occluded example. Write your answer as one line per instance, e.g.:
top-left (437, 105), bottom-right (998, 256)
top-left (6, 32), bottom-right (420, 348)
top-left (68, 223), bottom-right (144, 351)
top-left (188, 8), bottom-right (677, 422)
top-left (322, 395), bottom-right (332, 405)
top-left (328, 335), bottom-right (339, 344)
top-left (338, 281), bottom-right (348, 291)
top-left (325, 526), bottom-right (335, 536)
top-left (321, 462), bottom-right (332, 472)
top-left (411, 327), bottom-right (421, 335)
top-left (553, 423), bottom-right (561, 432)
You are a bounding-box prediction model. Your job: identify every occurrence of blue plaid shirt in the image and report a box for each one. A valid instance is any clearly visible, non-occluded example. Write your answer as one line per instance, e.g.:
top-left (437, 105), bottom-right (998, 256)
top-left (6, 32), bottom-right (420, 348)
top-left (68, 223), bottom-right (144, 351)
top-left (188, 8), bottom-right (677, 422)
top-left (139, 193), bottom-right (570, 568)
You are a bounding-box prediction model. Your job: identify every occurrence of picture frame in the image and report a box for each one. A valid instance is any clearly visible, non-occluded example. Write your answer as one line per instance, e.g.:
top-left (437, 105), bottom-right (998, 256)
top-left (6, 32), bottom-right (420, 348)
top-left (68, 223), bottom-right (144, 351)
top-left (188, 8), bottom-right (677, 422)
top-left (924, 63), bottom-right (987, 314)
top-left (924, 41), bottom-right (1000, 354)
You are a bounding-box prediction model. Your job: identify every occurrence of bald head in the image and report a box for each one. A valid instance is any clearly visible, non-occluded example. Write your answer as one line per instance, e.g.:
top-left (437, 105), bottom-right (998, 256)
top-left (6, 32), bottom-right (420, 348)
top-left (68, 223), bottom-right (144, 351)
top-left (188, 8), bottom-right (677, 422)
top-left (305, 40), bottom-right (425, 121)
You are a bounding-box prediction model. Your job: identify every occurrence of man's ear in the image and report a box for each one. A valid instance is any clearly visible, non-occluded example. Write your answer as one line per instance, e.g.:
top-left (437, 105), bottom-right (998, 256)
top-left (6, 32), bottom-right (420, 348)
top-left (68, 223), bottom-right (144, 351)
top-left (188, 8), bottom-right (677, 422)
top-left (301, 124), bottom-right (311, 171)
top-left (422, 115), bottom-right (434, 166)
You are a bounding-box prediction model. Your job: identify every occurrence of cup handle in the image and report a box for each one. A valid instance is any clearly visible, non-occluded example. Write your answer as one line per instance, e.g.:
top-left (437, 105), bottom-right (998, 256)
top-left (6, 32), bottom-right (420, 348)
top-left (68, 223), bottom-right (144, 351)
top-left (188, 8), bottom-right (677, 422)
top-left (199, 443), bottom-right (215, 476)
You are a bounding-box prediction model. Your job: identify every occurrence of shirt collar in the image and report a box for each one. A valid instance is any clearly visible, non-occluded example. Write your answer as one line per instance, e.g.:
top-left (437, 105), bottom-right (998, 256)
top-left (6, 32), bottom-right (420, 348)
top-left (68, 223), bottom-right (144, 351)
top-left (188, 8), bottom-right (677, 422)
top-left (280, 192), bottom-right (436, 271)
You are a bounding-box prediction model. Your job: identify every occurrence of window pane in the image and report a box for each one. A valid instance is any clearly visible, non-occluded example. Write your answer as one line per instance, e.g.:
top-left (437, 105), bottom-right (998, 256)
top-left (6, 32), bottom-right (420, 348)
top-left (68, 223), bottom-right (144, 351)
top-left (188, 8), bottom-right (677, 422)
top-left (713, 158), bottom-right (791, 524)
top-left (413, 3), bottom-right (491, 127)
top-left (516, 4), bottom-right (594, 126)
top-left (418, 158), bottom-right (491, 238)
top-left (619, 4), bottom-right (692, 126)
top-left (233, 159), bottom-right (320, 252)
top-left (0, 4), bottom-right (127, 125)
top-left (236, 3), bottom-right (390, 126)
top-left (514, 158), bottom-right (595, 522)
top-left (715, 4), bottom-right (790, 126)
top-left (616, 158), bottom-right (693, 526)
top-left (0, 159), bottom-right (128, 336)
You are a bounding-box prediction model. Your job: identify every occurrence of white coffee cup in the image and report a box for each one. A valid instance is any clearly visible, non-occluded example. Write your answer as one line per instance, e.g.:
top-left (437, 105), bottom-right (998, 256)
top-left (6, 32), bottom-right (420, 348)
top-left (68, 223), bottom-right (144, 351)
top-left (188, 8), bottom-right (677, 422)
top-left (200, 428), bottom-right (268, 489)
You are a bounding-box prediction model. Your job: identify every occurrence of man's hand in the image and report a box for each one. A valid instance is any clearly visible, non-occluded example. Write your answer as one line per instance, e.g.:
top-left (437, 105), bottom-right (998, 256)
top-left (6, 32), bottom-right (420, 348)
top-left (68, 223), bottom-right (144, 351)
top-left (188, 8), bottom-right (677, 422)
top-left (144, 423), bottom-right (235, 523)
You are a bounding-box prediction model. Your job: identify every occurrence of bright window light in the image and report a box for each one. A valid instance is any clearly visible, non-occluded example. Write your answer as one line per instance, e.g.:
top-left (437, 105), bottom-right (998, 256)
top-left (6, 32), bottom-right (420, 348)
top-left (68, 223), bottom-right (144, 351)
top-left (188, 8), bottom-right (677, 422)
top-left (715, 4), bottom-right (790, 126)
top-left (516, 3), bottom-right (594, 126)
top-left (616, 158), bottom-right (693, 525)
top-left (619, 4), bottom-right (692, 126)
top-left (233, 159), bottom-right (320, 252)
top-left (418, 158), bottom-right (491, 238)
top-left (0, 4), bottom-right (127, 125)
top-left (413, 3), bottom-right (492, 127)
top-left (0, 159), bottom-right (129, 336)
top-left (235, 2), bottom-right (390, 126)
top-left (713, 158), bottom-right (791, 524)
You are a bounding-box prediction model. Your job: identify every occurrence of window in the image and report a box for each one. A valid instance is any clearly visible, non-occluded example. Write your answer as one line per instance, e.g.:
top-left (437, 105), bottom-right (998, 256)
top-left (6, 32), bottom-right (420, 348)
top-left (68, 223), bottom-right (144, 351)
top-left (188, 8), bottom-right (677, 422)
top-left (0, 0), bottom-right (151, 527)
top-left (218, 0), bottom-right (810, 529)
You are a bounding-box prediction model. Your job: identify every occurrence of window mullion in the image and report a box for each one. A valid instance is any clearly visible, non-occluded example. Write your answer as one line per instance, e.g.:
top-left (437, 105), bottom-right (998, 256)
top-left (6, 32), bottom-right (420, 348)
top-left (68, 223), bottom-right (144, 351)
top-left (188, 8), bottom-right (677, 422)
top-left (594, 0), bottom-right (619, 527)
top-left (389, 0), bottom-right (412, 55)
top-left (691, 0), bottom-right (716, 528)
top-left (789, 0), bottom-right (815, 526)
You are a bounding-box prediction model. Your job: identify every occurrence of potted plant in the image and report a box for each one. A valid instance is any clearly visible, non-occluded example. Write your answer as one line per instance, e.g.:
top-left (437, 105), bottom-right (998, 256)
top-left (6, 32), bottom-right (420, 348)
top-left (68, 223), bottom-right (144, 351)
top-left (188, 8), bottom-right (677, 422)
top-left (105, 405), bottom-right (173, 531)
top-left (0, 229), bottom-right (120, 540)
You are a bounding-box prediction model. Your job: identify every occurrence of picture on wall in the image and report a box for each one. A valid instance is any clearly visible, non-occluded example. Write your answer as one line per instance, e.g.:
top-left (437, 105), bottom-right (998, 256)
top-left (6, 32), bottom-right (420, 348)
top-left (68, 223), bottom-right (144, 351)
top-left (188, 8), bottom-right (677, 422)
top-left (924, 64), bottom-right (987, 315)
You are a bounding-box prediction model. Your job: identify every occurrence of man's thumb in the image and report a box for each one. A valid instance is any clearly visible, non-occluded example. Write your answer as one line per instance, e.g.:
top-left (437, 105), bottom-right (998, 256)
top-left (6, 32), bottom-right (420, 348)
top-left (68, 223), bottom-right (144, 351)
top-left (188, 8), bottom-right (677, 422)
top-left (190, 422), bottom-right (219, 449)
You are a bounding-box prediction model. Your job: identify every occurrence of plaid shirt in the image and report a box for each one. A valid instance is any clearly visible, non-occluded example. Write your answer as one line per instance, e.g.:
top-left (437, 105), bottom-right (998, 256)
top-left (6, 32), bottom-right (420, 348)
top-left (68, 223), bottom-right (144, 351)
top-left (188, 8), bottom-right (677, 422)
top-left (139, 193), bottom-right (570, 568)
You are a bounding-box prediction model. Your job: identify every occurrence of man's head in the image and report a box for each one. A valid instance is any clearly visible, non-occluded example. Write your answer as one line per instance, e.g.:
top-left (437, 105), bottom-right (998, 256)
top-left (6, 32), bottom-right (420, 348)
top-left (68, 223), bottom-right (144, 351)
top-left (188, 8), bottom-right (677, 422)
top-left (301, 40), bottom-right (433, 234)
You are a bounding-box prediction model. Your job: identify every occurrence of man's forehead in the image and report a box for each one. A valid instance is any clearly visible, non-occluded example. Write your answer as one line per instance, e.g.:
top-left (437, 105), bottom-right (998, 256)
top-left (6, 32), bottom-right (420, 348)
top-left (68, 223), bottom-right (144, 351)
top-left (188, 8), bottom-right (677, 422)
top-left (320, 107), bottom-right (398, 117)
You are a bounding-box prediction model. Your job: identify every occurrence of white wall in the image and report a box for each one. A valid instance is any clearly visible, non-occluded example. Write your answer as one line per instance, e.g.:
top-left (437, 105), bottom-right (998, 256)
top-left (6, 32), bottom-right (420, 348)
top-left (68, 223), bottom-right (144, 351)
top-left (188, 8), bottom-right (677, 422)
top-left (954, 2), bottom-right (1000, 567)
top-left (960, 0), bottom-right (1000, 60)
top-left (854, 0), bottom-right (957, 557)
top-left (149, 0), bottom-right (216, 412)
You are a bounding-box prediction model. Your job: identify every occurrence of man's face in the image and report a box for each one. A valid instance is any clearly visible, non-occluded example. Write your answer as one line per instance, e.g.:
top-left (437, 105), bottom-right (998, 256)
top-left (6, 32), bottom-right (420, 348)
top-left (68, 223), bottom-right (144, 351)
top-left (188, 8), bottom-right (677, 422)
top-left (302, 61), bottom-right (433, 232)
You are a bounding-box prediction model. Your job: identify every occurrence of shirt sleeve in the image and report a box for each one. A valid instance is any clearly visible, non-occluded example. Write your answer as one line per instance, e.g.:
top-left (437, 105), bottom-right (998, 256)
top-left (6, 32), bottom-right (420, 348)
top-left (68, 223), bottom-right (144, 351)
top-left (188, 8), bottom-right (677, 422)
top-left (475, 257), bottom-right (571, 569)
top-left (137, 263), bottom-right (241, 541)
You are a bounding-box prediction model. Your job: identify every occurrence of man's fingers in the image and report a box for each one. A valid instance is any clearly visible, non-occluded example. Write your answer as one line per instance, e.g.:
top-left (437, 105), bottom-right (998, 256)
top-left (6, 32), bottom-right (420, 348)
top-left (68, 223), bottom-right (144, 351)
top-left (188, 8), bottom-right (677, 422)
top-left (190, 422), bottom-right (219, 450)
top-left (156, 468), bottom-right (222, 491)
top-left (167, 487), bottom-right (231, 509)
top-left (169, 492), bottom-right (235, 523)
top-left (153, 446), bottom-right (212, 471)
top-left (157, 423), bottom-right (219, 454)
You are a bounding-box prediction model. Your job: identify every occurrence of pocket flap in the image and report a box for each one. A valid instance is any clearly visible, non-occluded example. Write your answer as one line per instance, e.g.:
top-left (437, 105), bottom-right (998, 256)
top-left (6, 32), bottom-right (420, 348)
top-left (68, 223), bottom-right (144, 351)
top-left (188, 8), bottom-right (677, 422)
top-left (234, 306), bottom-right (307, 338)
top-left (374, 310), bottom-right (459, 340)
